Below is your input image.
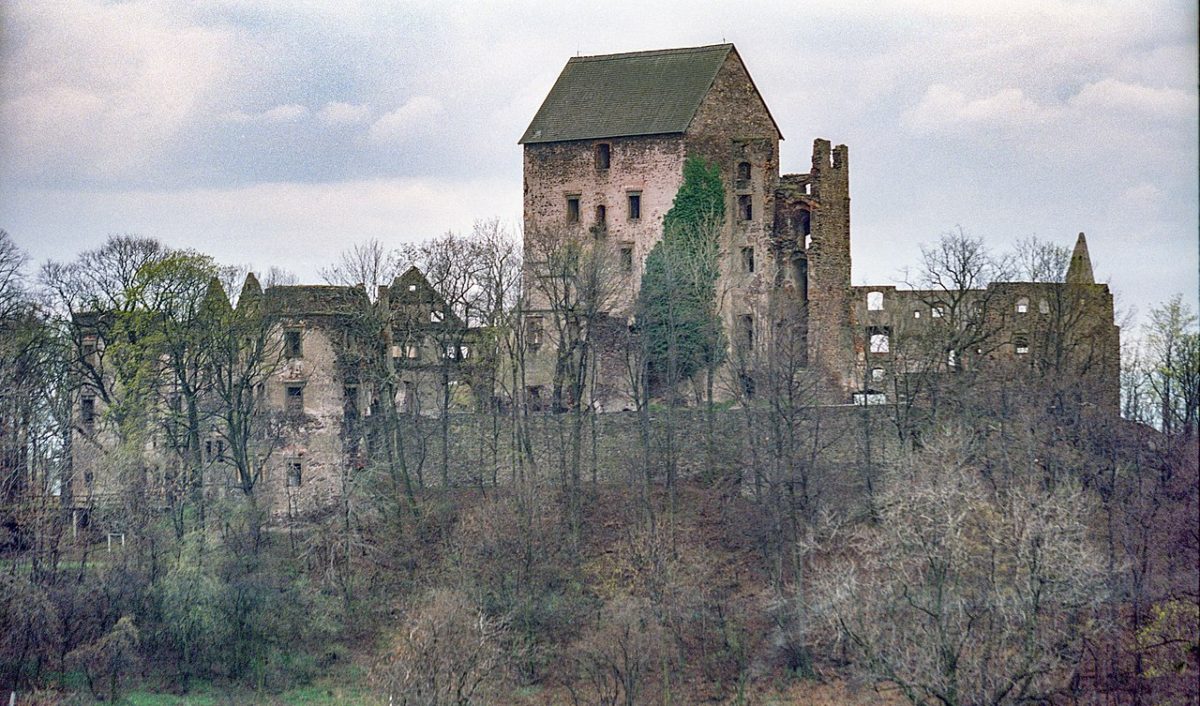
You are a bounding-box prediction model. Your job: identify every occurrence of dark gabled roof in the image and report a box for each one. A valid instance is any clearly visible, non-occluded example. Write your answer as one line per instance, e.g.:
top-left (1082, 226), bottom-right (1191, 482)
top-left (265, 285), bottom-right (368, 316)
top-left (519, 44), bottom-right (736, 144)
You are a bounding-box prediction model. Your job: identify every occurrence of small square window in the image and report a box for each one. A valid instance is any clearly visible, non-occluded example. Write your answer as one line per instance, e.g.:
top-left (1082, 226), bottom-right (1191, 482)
top-left (566, 196), bottom-right (580, 223)
top-left (408, 284), bottom-right (417, 292)
top-left (430, 310), bottom-right (445, 323)
top-left (1014, 337), bottom-right (1029, 355)
top-left (867, 291), bottom-right (884, 311)
top-left (1038, 299), bottom-right (1050, 314)
top-left (1016, 297), bottom-right (1029, 314)
top-left (595, 143), bottom-right (610, 170)
top-left (627, 192), bottom-right (641, 220)
top-left (870, 367), bottom-right (885, 382)
top-left (913, 310), bottom-right (922, 319)
top-left (741, 246), bottom-right (755, 274)
top-left (619, 247), bottom-right (633, 274)
top-left (931, 306), bottom-right (944, 318)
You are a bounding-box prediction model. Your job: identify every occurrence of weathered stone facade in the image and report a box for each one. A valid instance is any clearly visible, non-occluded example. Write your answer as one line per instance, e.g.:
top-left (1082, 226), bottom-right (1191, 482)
top-left (70, 43), bottom-right (1122, 519)
top-left (519, 43), bottom-right (1118, 411)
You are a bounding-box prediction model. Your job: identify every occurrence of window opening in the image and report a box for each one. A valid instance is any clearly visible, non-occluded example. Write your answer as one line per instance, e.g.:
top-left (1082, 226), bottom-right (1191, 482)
top-left (287, 460), bottom-right (302, 487)
top-left (736, 161), bottom-right (751, 182)
top-left (81, 397), bottom-right (96, 430)
top-left (284, 329), bottom-right (302, 358)
top-left (1016, 297), bottom-right (1029, 314)
top-left (527, 316), bottom-right (544, 349)
top-left (595, 143), bottom-right (610, 170)
top-left (741, 246), bottom-right (755, 274)
top-left (868, 326), bottom-right (891, 354)
top-left (738, 194), bottom-right (752, 221)
top-left (619, 247), bottom-right (634, 274)
top-left (739, 314), bottom-right (755, 350)
top-left (931, 305), bottom-right (945, 318)
top-left (913, 310), bottom-right (922, 319)
top-left (286, 385), bottom-right (304, 415)
top-left (595, 204), bottom-right (606, 227)
top-left (1014, 336), bottom-right (1029, 355)
top-left (867, 291), bottom-right (884, 311)
top-left (870, 367), bottom-right (885, 383)
top-left (627, 192), bottom-right (641, 220)
top-left (1038, 298), bottom-right (1050, 314)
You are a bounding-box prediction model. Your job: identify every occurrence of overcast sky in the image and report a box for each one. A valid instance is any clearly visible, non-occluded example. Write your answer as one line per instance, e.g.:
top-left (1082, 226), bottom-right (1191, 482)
top-left (1, 0), bottom-right (1196, 327)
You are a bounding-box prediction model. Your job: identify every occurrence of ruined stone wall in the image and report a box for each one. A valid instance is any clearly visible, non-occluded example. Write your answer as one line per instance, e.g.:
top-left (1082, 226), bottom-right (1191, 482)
top-left (523, 135), bottom-right (685, 316)
top-left (684, 48), bottom-right (782, 368)
top-left (264, 317), bottom-right (348, 516)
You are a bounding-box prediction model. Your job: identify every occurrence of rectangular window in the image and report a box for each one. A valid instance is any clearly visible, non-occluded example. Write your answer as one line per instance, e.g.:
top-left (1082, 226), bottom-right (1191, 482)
top-left (627, 192), bottom-right (641, 220)
top-left (738, 194), bottom-right (752, 221)
top-left (286, 385), bottom-right (304, 415)
top-left (430, 310), bottom-right (445, 323)
top-left (867, 291), bottom-right (884, 311)
top-left (82, 335), bottom-right (98, 360)
top-left (402, 381), bottom-right (417, 414)
top-left (595, 143), bottom-right (610, 170)
top-left (741, 246), bottom-right (755, 274)
top-left (739, 314), bottom-right (754, 350)
top-left (81, 396), bottom-right (96, 430)
top-left (1014, 337), bottom-right (1029, 355)
top-left (287, 460), bottom-right (303, 487)
top-left (216, 440), bottom-right (225, 462)
top-left (868, 326), bottom-right (891, 354)
top-left (620, 246), bottom-right (634, 274)
top-left (527, 316), bottom-right (544, 349)
top-left (284, 329), bottom-right (303, 358)
top-left (566, 196), bottom-right (580, 223)
top-left (931, 306), bottom-right (944, 318)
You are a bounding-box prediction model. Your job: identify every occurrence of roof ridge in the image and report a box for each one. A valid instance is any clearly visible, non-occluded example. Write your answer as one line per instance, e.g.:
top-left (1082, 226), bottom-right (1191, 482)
top-left (567, 43), bottom-right (732, 64)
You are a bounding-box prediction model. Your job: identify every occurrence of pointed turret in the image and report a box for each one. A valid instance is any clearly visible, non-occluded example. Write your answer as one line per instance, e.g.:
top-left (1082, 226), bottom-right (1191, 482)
top-left (200, 276), bottom-right (232, 317)
top-left (237, 272), bottom-right (263, 310)
top-left (1065, 232), bottom-right (1095, 285)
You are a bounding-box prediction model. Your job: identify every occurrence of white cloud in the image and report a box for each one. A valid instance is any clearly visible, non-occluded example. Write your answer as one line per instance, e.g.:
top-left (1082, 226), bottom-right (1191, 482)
top-left (221, 104), bottom-right (310, 124)
top-left (1069, 79), bottom-right (1196, 120)
top-left (317, 102), bottom-right (372, 125)
top-left (367, 96), bottom-right (444, 143)
top-left (905, 85), bottom-right (1050, 133)
top-left (0, 1), bottom-right (237, 180)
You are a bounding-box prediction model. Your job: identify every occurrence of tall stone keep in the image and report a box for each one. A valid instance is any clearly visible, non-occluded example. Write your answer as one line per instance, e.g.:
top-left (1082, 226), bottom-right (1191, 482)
top-left (519, 43), bottom-right (852, 400)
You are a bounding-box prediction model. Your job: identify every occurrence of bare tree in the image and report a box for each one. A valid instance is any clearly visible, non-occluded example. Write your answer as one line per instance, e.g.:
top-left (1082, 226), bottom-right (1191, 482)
top-left (811, 430), bottom-right (1108, 706)
top-left (377, 588), bottom-right (510, 706)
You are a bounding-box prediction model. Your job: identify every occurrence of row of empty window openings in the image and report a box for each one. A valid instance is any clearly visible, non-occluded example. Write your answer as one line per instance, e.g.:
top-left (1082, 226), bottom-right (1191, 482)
top-left (567, 194), bottom-right (639, 224)
top-left (866, 292), bottom-right (1053, 316)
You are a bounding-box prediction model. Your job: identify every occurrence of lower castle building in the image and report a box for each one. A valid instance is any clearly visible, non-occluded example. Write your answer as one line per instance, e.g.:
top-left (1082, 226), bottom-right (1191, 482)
top-left (70, 43), bottom-right (1119, 517)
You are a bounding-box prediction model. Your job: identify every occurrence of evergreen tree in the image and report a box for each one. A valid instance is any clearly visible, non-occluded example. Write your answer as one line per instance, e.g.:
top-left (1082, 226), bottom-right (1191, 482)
top-left (636, 156), bottom-right (726, 392)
